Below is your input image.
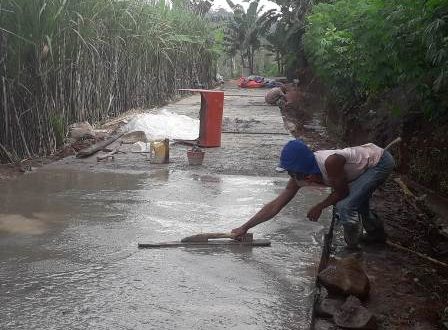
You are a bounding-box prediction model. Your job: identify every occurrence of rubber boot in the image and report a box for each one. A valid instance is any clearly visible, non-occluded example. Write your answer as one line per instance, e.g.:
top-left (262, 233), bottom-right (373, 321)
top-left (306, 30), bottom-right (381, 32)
top-left (343, 223), bottom-right (362, 251)
top-left (360, 210), bottom-right (387, 244)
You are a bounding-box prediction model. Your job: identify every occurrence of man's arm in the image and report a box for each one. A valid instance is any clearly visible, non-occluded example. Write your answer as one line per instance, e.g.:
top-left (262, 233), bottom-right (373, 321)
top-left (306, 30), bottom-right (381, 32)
top-left (232, 178), bottom-right (300, 237)
top-left (307, 154), bottom-right (349, 221)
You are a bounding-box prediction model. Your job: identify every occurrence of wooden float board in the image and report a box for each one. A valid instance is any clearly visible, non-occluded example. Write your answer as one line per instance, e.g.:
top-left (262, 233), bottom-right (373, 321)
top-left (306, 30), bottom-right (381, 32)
top-left (138, 239), bottom-right (271, 249)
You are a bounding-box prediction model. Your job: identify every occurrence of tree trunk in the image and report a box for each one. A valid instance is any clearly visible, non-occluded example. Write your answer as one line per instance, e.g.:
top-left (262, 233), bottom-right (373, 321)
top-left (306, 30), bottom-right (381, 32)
top-left (240, 53), bottom-right (246, 76)
top-left (276, 51), bottom-right (281, 74)
top-left (249, 48), bottom-right (254, 75)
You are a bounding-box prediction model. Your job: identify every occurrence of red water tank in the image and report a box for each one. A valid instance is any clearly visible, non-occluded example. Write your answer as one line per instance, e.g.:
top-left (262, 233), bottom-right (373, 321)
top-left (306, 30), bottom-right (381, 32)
top-left (178, 89), bottom-right (224, 147)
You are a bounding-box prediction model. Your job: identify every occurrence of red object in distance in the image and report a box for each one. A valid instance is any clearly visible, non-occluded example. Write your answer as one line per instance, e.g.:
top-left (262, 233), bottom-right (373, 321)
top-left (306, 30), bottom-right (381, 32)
top-left (178, 89), bottom-right (224, 147)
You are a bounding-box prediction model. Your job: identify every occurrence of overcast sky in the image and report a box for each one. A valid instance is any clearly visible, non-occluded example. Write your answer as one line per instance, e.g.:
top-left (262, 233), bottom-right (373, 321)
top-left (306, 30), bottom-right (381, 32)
top-left (211, 0), bottom-right (280, 13)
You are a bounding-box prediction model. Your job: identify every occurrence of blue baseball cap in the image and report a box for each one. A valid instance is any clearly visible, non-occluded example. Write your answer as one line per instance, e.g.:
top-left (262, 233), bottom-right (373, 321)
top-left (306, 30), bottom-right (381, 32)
top-left (278, 140), bottom-right (321, 175)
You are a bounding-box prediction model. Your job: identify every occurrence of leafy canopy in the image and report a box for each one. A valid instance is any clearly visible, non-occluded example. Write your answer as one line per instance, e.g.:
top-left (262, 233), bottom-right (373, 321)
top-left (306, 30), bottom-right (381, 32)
top-left (303, 0), bottom-right (448, 117)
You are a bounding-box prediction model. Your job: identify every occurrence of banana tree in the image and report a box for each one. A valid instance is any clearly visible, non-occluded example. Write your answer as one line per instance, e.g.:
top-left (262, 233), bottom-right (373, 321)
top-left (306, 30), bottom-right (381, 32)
top-left (224, 0), bottom-right (277, 74)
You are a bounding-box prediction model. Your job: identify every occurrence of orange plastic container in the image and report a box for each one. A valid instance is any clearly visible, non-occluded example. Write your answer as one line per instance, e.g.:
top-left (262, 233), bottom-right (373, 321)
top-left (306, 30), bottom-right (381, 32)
top-left (179, 89), bottom-right (224, 147)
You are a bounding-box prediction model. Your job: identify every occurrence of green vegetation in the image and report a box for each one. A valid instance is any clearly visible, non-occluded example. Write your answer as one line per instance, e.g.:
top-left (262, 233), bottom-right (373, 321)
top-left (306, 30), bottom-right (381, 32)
top-left (303, 0), bottom-right (448, 117)
top-left (223, 0), bottom-right (277, 74)
top-left (263, 0), bottom-right (315, 78)
top-left (262, 63), bottom-right (280, 77)
top-left (3, 0), bottom-right (445, 164)
top-left (0, 0), bottom-right (215, 161)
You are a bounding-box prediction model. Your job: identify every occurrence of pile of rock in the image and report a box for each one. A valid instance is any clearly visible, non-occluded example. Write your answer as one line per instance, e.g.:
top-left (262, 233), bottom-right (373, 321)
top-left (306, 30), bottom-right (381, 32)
top-left (53, 122), bottom-right (110, 159)
top-left (315, 257), bottom-right (377, 329)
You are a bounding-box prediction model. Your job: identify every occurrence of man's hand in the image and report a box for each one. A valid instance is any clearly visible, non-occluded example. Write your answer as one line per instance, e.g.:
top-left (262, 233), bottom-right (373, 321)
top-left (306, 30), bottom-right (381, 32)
top-left (231, 226), bottom-right (247, 239)
top-left (230, 178), bottom-right (300, 240)
top-left (307, 204), bottom-right (323, 222)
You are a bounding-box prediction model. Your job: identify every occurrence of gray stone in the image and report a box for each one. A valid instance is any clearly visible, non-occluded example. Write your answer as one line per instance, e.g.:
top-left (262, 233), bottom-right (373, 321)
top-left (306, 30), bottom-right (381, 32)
top-left (121, 130), bottom-right (148, 144)
top-left (68, 122), bottom-right (95, 140)
top-left (313, 319), bottom-right (338, 330)
top-left (316, 298), bottom-right (345, 318)
top-left (334, 296), bottom-right (377, 329)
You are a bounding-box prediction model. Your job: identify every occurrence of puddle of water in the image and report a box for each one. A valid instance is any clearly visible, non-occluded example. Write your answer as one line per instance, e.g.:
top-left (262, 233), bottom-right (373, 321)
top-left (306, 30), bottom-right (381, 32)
top-left (0, 169), bottom-right (330, 329)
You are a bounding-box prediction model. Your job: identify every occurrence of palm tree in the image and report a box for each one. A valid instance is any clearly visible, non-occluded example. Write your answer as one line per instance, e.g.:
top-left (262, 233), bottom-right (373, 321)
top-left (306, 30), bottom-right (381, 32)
top-left (224, 0), bottom-right (277, 74)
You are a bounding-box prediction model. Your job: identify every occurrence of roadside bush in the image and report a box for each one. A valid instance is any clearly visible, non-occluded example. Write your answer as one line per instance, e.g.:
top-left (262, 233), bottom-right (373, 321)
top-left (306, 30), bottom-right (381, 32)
top-left (303, 0), bottom-right (448, 118)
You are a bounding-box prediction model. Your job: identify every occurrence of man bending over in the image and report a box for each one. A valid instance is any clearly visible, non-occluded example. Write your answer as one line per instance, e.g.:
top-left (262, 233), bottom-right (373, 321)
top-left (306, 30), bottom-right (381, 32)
top-left (231, 139), bottom-right (395, 250)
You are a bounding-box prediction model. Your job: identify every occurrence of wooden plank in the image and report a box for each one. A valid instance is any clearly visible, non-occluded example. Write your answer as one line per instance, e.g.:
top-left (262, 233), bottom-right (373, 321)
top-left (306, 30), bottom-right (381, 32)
top-left (178, 88), bottom-right (224, 94)
top-left (97, 147), bottom-right (119, 161)
top-left (76, 133), bottom-right (123, 158)
top-left (173, 139), bottom-right (198, 146)
top-left (138, 239), bottom-right (271, 249)
top-left (180, 232), bottom-right (252, 242)
top-left (224, 94), bottom-right (265, 97)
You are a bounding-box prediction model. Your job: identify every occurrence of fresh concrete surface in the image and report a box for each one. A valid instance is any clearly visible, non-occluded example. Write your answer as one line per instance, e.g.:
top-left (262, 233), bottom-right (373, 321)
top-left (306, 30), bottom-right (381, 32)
top-left (0, 84), bottom-right (331, 329)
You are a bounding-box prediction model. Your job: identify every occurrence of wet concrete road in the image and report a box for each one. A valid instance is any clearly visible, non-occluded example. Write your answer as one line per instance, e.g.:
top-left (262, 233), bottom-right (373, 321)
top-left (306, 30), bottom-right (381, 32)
top-left (0, 85), bottom-right (331, 329)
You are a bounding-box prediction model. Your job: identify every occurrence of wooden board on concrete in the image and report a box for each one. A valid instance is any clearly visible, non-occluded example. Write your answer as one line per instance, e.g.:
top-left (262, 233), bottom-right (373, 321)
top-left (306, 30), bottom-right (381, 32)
top-left (138, 239), bottom-right (271, 249)
top-left (76, 133), bottom-right (123, 158)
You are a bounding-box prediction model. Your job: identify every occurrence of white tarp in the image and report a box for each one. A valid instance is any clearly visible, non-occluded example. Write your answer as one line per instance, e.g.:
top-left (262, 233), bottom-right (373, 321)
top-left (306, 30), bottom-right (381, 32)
top-left (124, 109), bottom-right (199, 141)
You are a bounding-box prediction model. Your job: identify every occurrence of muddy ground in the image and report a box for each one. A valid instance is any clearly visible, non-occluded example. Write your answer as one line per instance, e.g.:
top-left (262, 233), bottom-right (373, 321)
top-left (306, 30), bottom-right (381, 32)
top-left (288, 80), bottom-right (448, 329)
top-left (1, 81), bottom-right (448, 329)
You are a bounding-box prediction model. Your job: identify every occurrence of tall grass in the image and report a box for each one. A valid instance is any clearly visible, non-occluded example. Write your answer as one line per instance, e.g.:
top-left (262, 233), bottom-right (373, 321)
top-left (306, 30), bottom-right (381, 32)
top-left (0, 0), bottom-right (215, 162)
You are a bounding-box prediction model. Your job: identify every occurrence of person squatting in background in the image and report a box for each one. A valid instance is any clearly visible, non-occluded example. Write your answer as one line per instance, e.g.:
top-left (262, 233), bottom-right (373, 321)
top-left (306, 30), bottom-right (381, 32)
top-left (264, 85), bottom-right (288, 107)
top-left (265, 85), bottom-right (309, 137)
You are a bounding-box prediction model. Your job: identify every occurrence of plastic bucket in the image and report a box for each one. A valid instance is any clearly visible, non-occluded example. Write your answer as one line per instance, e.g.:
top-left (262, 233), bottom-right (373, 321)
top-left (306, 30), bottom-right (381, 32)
top-left (187, 150), bottom-right (205, 165)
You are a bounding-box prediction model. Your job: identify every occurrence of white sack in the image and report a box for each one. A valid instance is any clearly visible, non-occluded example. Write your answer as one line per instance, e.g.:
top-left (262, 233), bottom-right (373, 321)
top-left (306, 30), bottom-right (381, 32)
top-left (131, 141), bottom-right (151, 153)
top-left (124, 109), bottom-right (199, 141)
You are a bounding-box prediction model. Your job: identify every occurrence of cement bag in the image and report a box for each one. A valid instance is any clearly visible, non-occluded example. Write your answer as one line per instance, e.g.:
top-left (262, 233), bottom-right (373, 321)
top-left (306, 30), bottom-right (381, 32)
top-left (124, 109), bottom-right (199, 141)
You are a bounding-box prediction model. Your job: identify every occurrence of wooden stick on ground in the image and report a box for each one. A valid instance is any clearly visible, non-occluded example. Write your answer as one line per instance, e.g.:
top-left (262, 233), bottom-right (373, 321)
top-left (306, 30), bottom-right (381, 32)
top-left (386, 240), bottom-right (448, 269)
top-left (97, 147), bottom-right (120, 162)
top-left (384, 136), bottom-right (402, 151)
top-left (394, 177), bottom-right (417, 198)
top-left (76, 133), bottom-right (123, 158)
top-left (393, 177), bottom-right (426, 213)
